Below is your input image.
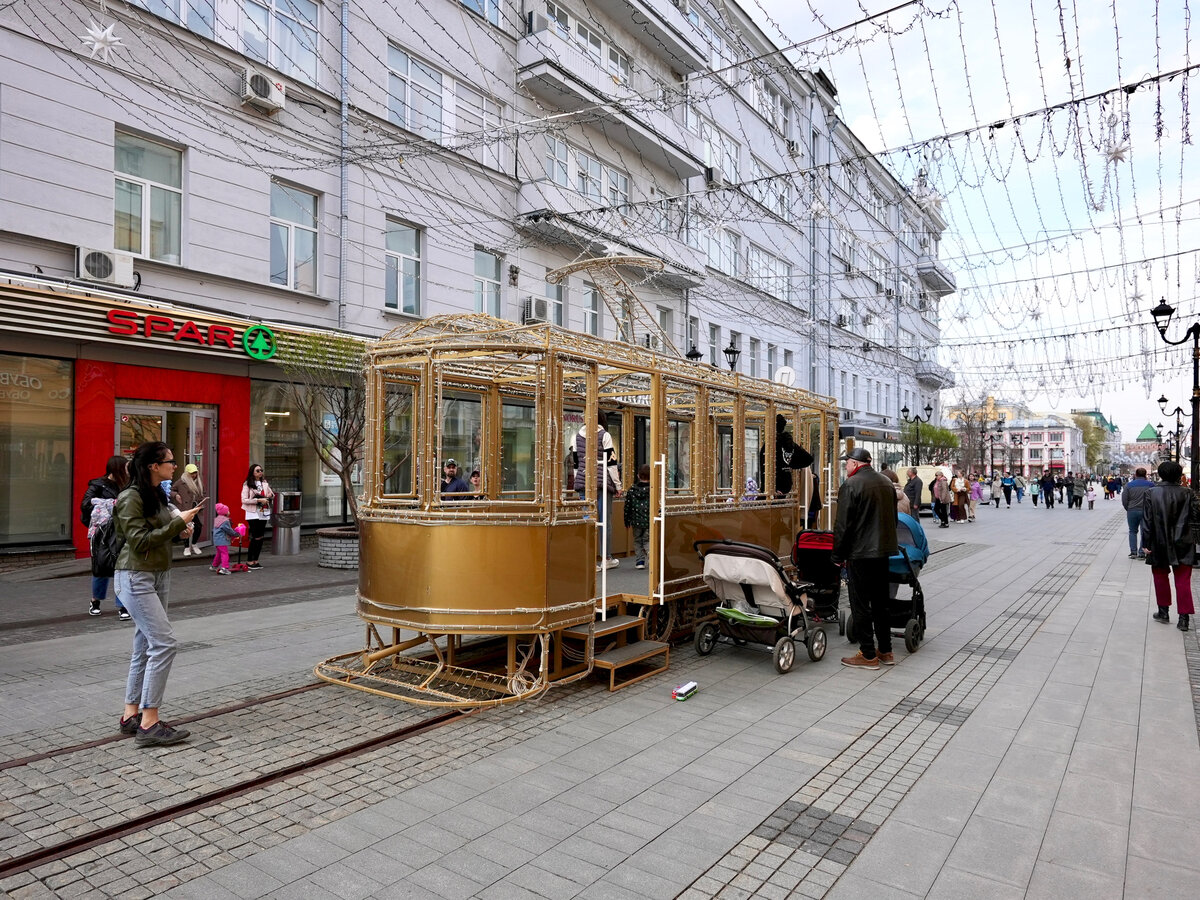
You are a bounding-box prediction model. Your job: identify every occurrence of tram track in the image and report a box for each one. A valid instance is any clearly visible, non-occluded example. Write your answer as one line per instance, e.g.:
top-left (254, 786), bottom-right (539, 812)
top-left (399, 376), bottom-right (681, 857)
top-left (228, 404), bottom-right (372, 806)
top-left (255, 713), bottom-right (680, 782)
top-left (0, 707), bottom-right (468, 879)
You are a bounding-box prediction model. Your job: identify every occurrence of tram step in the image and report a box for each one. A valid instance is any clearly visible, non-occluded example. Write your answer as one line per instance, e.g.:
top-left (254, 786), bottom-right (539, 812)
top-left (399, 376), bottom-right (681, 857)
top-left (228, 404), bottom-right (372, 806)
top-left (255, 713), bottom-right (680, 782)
top-left (593, 640), bottom-right (670, 692)
top-left (562, 614), bottom-right (644, 641)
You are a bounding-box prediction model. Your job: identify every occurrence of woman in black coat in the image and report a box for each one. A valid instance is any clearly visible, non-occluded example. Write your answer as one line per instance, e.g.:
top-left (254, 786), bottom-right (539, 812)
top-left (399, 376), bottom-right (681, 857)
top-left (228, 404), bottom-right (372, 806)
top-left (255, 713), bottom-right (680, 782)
top-left (1141, 461), bottom-right (1198, 631)
top-left (80, 455), bottom-right (131, 619)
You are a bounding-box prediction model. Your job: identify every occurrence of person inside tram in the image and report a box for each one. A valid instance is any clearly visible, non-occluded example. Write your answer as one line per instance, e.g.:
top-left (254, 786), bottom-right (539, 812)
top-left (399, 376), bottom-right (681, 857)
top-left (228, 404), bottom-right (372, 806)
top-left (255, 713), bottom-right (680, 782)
top-left (441, 459), bottom-right (470, 495)
top-left (764, 414), bottom-right (814, 497)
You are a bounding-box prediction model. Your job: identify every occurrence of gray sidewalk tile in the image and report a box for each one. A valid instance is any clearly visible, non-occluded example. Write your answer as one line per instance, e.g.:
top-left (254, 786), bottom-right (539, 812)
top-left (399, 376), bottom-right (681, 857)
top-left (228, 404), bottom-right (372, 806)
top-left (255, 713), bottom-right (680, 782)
top-left (1127, 806), bottom-right (1200, 865)
top-left (972, 775), bottom-right (1058, 828)
top-left (1038, 811), bottom-right (1127, 876)
top-left (304, 862), bottom-right (385, 899)
top-left (832, 819), bottom-right (955, 895)
top-left (926, 866), bottom-right (1027, 899)
top-left (1053, 771), bottom-right (1133, 825)
top-left (944, 815), bottom-right (1043, 888)
top-left (1024, 861), bottom-right (1124, 900)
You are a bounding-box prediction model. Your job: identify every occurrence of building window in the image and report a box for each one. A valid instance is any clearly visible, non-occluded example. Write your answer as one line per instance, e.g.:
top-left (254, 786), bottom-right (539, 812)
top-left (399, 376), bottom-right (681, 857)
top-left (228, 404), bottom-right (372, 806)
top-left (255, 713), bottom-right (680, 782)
top-left (456, 84), bottom-right (503, 169)
top-left (687, 316), bottom-right (699, 351)
top-left (1049, 431), bottom-right (1064, 442)
top-left (244, 0), bottom-right (318, 84)
top-left (657, 306), bottom-right (673, 347)
top-left (474, 249), bottom-right (502, 316)
top-left (384, 221), bottom-right (421, 315)
top-left (114, 132), bottom-right (182, 265)
top-left (766, 344), bottom-right (776, 378)
top-left (583, 282), bottom-right (601, 336)
top-left (1029, 448), bottom-right (1043, 460)
top-left (706, 229), bottom-right (741, 275)
top-left (269, 182), bottom-right (317, 293)
top-left (544, 281), bottom-right (564, 326)
top-left (545, 136), bottom-right (570, 186)
top-left (749, 339), bottom-right (759, 378)
top-left (461, 0), bottom-right (500, 25)
top-left (784, 349), bottom-right (793, 370)
top-left (754, 79), bottom-right (790, 135)
top-left (729, 331), bottom-right (742, 372)
top-left (576, 151), bottom-right (603, 200)
top-left (388, 45), bottom-right (443, 142)
top-left (708, 323), bottom-right (719, 366)
top-left (129, 1), bottom-right (215, 39)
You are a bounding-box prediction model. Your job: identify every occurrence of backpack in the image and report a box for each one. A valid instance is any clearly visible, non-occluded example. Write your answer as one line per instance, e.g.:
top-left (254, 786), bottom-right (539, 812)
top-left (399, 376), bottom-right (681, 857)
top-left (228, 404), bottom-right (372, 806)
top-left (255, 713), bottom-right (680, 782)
top-left (90, 518), bottom-right (125, 578)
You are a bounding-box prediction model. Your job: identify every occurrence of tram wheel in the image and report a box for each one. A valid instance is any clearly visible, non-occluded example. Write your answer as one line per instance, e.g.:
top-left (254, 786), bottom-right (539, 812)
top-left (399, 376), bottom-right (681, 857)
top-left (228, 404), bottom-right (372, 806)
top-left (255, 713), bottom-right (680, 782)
top-left (643, 599), bottom-right (677, 643)
top-left (904, 619), bottom-right (921, 653)
top-left (694, 622), bottom-right (719, 656)
top-left (773, 637), bottom-right (796, 674)
top-left (806, 627), bottom-right (827, 662)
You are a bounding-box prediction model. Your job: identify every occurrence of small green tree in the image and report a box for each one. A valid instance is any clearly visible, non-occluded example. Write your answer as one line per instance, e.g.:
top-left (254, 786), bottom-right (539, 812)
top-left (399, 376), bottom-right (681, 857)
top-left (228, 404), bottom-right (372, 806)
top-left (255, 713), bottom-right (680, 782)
top-left (1073, 413), bottom-right (1106, 471)
top-left (900, 421), bottom-right (960, 466)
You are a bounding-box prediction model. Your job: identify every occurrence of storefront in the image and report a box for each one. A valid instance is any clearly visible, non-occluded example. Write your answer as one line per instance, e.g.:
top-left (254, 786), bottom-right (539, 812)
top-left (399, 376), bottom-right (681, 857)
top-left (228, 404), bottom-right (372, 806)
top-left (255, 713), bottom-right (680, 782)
top-left (0, 273), bottom-right (351, 564)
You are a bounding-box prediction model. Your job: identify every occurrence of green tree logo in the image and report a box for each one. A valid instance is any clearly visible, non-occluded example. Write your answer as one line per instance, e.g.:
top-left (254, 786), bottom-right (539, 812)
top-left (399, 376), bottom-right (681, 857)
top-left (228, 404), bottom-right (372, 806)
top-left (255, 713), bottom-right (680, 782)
top-left (243, 325), bottom-right (277, 360)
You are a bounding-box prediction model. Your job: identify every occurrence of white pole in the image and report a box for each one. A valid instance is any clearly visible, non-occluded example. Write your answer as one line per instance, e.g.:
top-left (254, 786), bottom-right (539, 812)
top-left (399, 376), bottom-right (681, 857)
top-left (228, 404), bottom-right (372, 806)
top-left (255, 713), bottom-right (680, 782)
top-left (599, 457), bottom-right (608, 621)
top-left (653, 455), bottom-right (666, 603)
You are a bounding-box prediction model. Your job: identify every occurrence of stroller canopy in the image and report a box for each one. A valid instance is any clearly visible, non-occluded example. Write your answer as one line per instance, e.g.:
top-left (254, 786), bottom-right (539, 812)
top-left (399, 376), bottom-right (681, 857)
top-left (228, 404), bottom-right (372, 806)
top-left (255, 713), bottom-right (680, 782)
top-left (890, 512), bottom-right (930, 576)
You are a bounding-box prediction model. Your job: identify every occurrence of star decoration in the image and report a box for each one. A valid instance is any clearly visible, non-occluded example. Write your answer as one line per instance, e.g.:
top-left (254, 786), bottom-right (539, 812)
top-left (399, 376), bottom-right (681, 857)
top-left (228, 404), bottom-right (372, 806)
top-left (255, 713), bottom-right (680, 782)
top-left (80, 20), bottom-right (123, 63)
top-left (1106, 140), bottom-right (1130, 163)
top-left (808, 199), bottom-right (827, 219)
top-left (917, 191), bottom-right (943, 214)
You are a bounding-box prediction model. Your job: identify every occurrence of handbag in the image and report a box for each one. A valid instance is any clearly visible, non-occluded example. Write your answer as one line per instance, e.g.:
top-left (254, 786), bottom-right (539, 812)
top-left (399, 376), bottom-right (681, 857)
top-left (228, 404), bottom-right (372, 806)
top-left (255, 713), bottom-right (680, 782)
top-left (90, 520), bottom-right (124, 578)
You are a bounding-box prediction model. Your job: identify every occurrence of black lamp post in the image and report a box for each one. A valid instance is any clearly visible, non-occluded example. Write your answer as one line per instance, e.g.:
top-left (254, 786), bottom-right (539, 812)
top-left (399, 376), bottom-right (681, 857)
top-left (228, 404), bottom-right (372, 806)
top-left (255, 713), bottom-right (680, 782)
top-left (1158, 395), bottom-right (1185, 463)
top-left (1009, 434), bottom-right (1025, 475)
top-left (723, 339), bottom-right (741, 372)
top-left (982, 415), bottom-right (1006, 476)
top-left (685, 344), bottom-right (703, 362)
top-left (978, 426), bottom-right (987, 475)
top-left (1150, 298), bottom-right (1200, 488)
top-left (900, 402), bottom-right (934, 466)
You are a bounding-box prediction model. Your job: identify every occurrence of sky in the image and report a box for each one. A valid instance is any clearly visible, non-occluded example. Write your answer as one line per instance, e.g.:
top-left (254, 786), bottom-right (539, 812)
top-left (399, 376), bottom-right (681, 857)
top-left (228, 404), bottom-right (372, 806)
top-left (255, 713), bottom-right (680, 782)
top-left (747, 0), bottom-right (1198, 439)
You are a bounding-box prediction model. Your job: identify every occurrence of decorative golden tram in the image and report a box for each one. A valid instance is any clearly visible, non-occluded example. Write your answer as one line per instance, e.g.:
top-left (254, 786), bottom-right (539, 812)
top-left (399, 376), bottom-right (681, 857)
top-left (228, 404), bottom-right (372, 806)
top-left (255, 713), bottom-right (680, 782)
top-left (315, 313), bottom-right (838, 708)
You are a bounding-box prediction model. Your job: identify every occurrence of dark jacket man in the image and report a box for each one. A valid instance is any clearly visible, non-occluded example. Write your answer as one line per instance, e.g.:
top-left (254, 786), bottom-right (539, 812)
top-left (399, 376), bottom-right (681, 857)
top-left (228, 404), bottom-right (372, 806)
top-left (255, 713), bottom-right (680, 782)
top-left (903, 469), bottom-right (923, 514)
top-left (1141, 478), bottom-right (1199, 568)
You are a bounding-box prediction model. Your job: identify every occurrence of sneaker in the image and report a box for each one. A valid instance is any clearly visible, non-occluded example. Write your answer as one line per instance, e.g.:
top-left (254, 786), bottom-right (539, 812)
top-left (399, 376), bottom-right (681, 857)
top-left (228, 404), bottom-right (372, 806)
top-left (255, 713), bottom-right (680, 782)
top-left (604, 558), bottom-right (619, 569)
top-left (247, 562), bottom-right (262, 571)
top-left (117, 609), bottom-right (132, 621)
top-left (635, 559), bottom-right (645, 569)
top-left (1129, 553), bottom-right (1138, 559)
top-left (841, 652), bottom-right (879, 670)
top-left (88, 599), bottom-right (102, 617)
top-left (877, 652), bottom-right (896, 666)
top-left (182, 547), bottom-right (192, 557)
top-left (119, 712), bottom-right (142, 735)
top-left (219, 568), bottom-right (231, 575)
top-left (135, 721), bottom-right (191, 748)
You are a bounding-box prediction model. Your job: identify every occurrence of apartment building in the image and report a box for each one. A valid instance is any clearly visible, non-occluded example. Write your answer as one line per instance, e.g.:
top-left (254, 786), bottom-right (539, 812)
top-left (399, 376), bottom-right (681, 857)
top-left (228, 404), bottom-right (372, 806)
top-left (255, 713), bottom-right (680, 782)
top-left (0, 0), bottom-right (953, 560)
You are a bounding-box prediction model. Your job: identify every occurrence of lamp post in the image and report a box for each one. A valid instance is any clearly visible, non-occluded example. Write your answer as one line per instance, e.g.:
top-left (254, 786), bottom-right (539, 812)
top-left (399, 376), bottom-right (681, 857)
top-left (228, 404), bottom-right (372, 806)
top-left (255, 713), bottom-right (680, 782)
top-left (1158, 395), bottom-right (1185, 463)
top-left (723, 338), bottom-right (741, 372)
top-left (982, 415), bottom-right (1005, 477)
top-left (1009, 434), bottom-right (1025, 476)
top-left (899, 402), bottom-right (934, 466)
top-left (685, 344), bottom-right (703, 362)
top-left (1150, 299), bottom-right (1200, 488)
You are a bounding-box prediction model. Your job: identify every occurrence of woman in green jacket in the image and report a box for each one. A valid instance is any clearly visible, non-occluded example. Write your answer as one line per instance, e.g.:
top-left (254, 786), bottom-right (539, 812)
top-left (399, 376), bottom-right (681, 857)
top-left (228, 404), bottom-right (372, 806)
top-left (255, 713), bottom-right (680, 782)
top-left (114, 441), bottom-right (201, 747)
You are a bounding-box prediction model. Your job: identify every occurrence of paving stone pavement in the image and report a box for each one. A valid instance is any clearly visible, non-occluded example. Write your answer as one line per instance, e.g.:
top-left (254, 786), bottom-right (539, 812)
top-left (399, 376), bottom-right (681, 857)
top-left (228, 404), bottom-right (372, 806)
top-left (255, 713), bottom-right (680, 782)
top-left (1, 499), bottom-right (1198, 898)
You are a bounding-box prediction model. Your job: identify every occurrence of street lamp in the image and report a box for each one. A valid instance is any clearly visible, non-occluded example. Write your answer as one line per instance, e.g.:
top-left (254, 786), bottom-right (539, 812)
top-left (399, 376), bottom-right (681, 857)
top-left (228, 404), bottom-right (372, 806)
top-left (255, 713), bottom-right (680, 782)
top-left (1009, 433), bottom-right (1025, 476)
top-left (685, 344), bottom-right (703, 362)
top-left (981, 415), bottom-right (1006, 476)
top-left (1150, 298), bottom-right (1200, 487)
top-left (723, 338), bottom-right (741, 372)
top-left (1158, 395), bottom-right (1186, 463)
top-left (899, 402), bottom-right (934, 466)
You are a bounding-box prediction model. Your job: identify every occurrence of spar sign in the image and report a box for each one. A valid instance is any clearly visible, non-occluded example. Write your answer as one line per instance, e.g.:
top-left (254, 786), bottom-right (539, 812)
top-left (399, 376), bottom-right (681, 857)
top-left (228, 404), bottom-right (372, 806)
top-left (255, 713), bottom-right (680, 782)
top-left (105, 309), bottom-right (277, 360)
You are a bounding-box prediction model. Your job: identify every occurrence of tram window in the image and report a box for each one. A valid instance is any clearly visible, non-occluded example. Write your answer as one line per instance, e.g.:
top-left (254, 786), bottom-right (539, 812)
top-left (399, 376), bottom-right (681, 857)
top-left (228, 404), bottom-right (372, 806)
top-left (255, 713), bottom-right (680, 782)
top-left (562, 408), bottom-right (584, 498)
top-left (500, 401), bottom-right (536, 496)
top-left (667, 419), bottom-right (691, 493)
top-left (715, 425), bottom-right (733, 495)
top-left (441, 392), bottom-right (482, 479)
top-left (380, 380), bottom-right (415, 496)
top-left (605, 411), bottom-right (623, 484)
top-left (744, 423), bottom-right (762, 497)
top-left (634, 415), bottom-right (649, 473)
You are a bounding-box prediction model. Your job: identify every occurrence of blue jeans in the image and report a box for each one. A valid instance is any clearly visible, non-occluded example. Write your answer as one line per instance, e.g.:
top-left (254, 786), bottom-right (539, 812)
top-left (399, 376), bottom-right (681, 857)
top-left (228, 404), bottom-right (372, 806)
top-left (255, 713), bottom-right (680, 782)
top-left (579, 489), bottom-right (614, 560)
top-left (115, 570), bottom-right (179, 710)
top-left (1126, 508), bottom-right (1144, 555)
top-left (90, 575), bottom-right (126, 610)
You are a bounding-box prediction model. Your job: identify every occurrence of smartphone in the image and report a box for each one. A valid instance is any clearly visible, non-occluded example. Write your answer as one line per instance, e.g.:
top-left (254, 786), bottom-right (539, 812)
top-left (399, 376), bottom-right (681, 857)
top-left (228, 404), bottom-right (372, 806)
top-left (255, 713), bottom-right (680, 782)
top-left (192, 497), bottom-right (209, 510)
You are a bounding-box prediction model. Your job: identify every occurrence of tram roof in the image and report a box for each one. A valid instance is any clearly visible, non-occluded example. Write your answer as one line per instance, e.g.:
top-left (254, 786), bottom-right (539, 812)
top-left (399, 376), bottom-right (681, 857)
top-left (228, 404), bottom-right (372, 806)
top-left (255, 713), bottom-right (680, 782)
top-left (373, 314), bottom-right (837, 412)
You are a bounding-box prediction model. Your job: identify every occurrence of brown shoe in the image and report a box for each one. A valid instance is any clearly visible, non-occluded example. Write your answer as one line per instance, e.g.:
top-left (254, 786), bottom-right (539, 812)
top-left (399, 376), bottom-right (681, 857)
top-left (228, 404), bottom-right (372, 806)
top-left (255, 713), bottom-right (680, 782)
top-left (841, 652), bottom-right (879, 670)
top-left (877, 652), bottom-right (895, 666)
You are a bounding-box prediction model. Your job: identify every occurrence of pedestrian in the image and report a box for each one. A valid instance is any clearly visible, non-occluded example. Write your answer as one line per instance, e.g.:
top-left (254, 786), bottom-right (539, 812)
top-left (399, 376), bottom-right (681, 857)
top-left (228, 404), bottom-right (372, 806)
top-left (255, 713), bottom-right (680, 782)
top-left (1123, 467), bottom-right (1154, 558)
top-left (834, 448), bottom-right (898, 669)
top-left (763, 414), bottom-right (814, 497)
top-left (171, 463), bottom-right (205, 557)
top-left (1142, 460), bottom-right (1197, 631)
top-left (80, 454), bottom-right (131, 620)
top-left (884, 468), bottom-right (911, 515)
top-left (1041, 472), bottom-right (1056, 509)
top-left (991, 472), bottom-right (1002, 508)
top-left (968, 476), bottom-right (981, 521)
top-left (931, 470), bottom-right (951, 528)
top-left (949, 470), bottom-right (969, 522)
top-left (1014, 472), bottom-right (1027, 503)
top-left (1056, 475), bottom-right (1065, 503)
top-left (114, 441), bottom-right (200, 747)
top-left (240, 464), bottom-right (274, 570)
top-left (209, 503), bottom-right (236, 575)
top-left (999, 470), bottom-right (1014, 507)
top-left (1029, 476), bottom-right (1040, 506)
top-left (575, 411), bottom-right (623, 570)
top-left (1085, 483), bottom-right (1096, 509)
top-left (624, 463), bottom-right (651, 569)
top-left (903, 467), bottom-right (923, 516)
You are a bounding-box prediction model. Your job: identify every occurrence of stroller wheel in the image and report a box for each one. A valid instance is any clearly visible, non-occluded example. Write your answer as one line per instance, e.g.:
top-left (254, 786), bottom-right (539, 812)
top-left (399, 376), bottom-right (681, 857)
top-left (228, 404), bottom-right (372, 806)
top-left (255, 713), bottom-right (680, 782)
top-left (773, 637), bottom-right (796, 674)
top-left (694, 622), bottom-right (719, 656)
top-left (904, 619), bottom-right (921, 653)
top-left (806, 627), bottom-right (827, 662)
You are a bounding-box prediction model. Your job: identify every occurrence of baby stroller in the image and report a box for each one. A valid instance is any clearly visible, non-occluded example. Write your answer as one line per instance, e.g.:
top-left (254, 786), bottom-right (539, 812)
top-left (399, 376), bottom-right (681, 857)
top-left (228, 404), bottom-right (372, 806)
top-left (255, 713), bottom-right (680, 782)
top-left (791, 531), bottom-right (843, 625)
top-left (693, 539), bottom-right (827, 674)
top-left (841, 512), bottom-right (930, 653)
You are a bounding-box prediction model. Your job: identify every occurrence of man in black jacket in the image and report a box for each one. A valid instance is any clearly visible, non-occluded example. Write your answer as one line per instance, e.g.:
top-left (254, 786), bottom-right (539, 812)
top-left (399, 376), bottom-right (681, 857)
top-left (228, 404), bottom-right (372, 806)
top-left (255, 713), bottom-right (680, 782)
top-left (834, 448), bottom-right (899, 669)
top-left (903, 468), bottom-right (923, 516)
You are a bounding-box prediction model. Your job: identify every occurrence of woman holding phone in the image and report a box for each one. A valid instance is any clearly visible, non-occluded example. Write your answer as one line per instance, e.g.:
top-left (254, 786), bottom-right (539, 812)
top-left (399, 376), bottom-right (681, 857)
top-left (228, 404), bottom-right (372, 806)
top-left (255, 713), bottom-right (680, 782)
top-left (240, 463), bottom-right (274, 570)
top-left (114, 441), bottom-right (200, 747)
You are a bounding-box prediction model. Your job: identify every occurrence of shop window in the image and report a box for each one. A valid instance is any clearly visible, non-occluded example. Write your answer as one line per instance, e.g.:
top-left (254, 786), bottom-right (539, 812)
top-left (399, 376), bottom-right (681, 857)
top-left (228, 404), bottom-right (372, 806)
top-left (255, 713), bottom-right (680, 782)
top-left (270, 181), bottom-right (318, 293)
top-left (385, 221), bottom-right (421, 315)
top-left (115, 131), bottom-right (182, 264)
top-left (380, 380), bottom-right (415, 496)
top-left (0, 354), bottom-right (73, 544)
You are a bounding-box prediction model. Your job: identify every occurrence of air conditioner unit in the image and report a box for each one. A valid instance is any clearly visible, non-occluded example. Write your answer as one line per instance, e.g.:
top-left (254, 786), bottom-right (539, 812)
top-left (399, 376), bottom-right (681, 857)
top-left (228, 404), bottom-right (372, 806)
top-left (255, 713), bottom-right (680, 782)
top-left (240, 67), bottom-right (285, 113)
top-left (523, 296), bottom-right (551, 324)
top-left (836, 314), bottom-right (849, 328)
top-left (704, 166), bottom-right (725, 189)
top-left (527, 11), bottom-right (550, 34)
top-left (785, 138), bottom-right (800, 157)
top-left (76, 247), bottom-right (135, 288)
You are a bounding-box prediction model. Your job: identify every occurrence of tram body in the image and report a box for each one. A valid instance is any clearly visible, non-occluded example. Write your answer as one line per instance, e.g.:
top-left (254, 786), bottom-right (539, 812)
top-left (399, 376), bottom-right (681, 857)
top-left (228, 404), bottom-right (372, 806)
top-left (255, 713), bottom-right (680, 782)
top-left (316, 315), bottom-right (839, 707)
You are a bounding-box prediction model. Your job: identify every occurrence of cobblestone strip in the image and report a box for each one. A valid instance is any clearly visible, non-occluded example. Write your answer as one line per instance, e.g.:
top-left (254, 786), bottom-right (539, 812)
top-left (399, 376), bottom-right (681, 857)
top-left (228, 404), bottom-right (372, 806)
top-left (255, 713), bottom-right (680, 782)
top-left (1186, 614), bottom-right (1200, 743)
top-left (679, 521), bottom-right (1119, 900)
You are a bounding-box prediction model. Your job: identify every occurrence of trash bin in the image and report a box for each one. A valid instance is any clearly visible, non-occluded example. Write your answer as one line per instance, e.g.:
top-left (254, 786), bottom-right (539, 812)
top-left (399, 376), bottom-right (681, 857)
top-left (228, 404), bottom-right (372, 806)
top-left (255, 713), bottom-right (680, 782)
top-left (271, 491), bottom-right (302, 556)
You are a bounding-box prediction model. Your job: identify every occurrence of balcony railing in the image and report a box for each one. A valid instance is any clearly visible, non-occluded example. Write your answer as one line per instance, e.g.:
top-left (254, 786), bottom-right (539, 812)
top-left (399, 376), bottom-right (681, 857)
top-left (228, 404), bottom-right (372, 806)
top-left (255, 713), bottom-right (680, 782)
top-left (916, 254), bottom-right (956, 297)
top-left (914, 359), bottom-right (955, 389)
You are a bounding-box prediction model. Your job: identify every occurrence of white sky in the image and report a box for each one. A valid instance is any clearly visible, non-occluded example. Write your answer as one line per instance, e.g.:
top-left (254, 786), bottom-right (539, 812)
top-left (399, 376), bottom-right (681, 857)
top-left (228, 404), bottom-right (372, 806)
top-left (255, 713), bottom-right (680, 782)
top-left (748, 0), bottom-right (1198, 439)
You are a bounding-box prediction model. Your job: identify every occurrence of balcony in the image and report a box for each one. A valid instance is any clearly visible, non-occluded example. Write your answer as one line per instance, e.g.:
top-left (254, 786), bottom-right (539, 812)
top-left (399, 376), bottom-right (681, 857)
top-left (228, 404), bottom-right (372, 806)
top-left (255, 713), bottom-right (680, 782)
top-left (914, 358), bottom-right (955, 389)
top-left (916, 254), bottom-right (956, 297)
top-left (579, 0), bottom-right (709, 73)
top-left (516, 180), bottom-right (706, 288)
top-left (517, 27), bottom-right (704, 178)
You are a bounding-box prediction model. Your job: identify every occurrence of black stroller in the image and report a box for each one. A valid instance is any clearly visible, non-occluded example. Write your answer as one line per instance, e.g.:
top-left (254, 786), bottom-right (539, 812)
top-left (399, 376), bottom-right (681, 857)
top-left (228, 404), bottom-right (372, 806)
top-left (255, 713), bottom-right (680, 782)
top-left (791, 530), bottom-right (842, 625)
top-left (692, 539), bottom-right (827, 674)
top-left (841, 512), bottom-right (929, 653)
